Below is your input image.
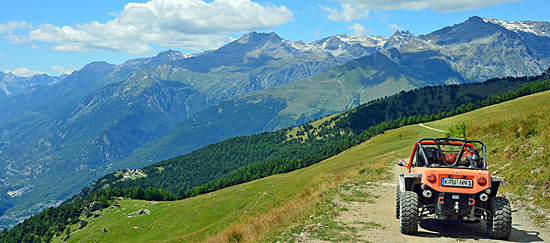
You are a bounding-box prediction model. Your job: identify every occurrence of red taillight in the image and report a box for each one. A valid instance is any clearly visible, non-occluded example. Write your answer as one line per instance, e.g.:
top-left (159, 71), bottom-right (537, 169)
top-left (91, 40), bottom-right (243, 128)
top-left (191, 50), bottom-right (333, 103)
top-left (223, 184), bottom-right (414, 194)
top-left (427, 174), bottom-right (437, 183)
top-left (477, 176), bottom-right (487, 186)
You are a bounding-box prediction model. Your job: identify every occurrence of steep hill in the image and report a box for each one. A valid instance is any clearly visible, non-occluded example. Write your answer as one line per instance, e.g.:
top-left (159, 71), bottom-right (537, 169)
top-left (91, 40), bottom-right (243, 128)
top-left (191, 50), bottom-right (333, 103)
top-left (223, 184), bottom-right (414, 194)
top-left (49, 89), bottom-right (550, 242)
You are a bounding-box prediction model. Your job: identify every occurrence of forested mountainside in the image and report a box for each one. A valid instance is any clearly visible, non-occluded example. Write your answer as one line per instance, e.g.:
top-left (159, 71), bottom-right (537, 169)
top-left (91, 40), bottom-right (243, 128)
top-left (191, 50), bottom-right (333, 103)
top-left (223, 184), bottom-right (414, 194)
top-left (2, 68), bottom-right (548, 242)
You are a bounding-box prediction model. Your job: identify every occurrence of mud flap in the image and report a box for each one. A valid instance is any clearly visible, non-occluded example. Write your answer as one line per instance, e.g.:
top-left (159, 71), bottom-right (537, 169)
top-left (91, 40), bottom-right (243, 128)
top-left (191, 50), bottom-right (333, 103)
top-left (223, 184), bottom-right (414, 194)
top-left (399, 174), bottom-right (405, 192)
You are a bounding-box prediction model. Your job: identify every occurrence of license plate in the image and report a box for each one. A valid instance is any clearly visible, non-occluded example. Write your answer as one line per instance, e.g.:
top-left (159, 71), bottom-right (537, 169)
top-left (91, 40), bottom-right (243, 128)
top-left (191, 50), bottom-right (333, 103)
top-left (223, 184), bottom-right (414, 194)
top-left (441, 178), bottom-right (473, 188)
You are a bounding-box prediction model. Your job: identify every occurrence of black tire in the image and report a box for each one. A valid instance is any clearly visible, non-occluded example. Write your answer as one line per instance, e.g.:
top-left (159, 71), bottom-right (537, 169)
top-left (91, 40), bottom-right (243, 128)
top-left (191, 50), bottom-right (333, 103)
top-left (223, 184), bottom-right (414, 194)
top-left (488, 197), bottom-right (512, 240)
top-left (395, 185), bottom-right (401, 219)
top-left (399, 191), bottom-right (419, 234)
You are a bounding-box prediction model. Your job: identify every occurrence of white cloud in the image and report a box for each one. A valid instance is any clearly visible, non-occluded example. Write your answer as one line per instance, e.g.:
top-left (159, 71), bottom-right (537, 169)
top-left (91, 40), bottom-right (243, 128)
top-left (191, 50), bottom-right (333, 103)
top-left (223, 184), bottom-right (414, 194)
top-left (2, 0), bottom-right (293, 54)
top-left (0, 21), bottom-right (34, 45)
top-left (51, 65), bottom-right (76, 75)
top-left (387, 24), bottom-right (403, 30)
top-left (327, 0), bottom-right (518, 13)
top-left (5, 68), bottom-right (46, 77)
top-left (0, 21), bottom-right (31, 34)
top-left (313, 26), bottom-right (322, 36)
top-left (319, 3), bottom-right (369, 22)
top-left (348, 23), bottom-right (370, 36)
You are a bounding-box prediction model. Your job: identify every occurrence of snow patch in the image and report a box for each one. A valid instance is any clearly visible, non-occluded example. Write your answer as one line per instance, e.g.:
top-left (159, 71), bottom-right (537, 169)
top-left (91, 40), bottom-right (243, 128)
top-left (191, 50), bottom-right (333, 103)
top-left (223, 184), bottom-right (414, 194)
top-left (282, 34), bottom-right (388, 53)
top-left (336, 34), bottom-right (388, 48)
top-left (0, 82), bottom-right (10, 95)
top-left (483, 18), bottom-right (549, 36)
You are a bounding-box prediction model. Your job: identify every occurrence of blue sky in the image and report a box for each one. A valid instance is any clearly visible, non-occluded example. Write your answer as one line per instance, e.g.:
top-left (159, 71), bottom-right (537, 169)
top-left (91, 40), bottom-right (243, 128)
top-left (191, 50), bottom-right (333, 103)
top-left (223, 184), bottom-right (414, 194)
top-left (1, 0), bottom-right (549, 76)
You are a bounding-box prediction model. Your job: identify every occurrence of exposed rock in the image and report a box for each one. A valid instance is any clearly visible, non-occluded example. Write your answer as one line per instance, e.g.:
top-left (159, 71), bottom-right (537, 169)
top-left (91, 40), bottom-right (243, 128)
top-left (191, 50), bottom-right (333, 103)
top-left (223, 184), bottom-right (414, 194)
top-left (127, 208), bottom-right (150, 218)
top-left (79, 219), bottom-right (88, 229)
top-left (137, 209), bottom-right (150, 215)
top-left (87, 201), bottom-right (103, 212)
top-left (81, 201), bottom-right (105, 218)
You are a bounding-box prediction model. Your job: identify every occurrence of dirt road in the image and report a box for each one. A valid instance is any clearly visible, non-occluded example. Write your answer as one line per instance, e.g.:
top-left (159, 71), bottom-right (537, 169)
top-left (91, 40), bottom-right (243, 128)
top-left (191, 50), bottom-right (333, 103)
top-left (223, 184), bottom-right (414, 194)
top-left (296, 165), bottom-right (550, 242)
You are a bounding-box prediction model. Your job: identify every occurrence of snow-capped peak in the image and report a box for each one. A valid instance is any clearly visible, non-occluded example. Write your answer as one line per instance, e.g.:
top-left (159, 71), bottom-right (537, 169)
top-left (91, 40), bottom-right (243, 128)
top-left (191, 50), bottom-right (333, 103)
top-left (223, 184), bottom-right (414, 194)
top-left (282, 34), bottom-right (391, 54)
top-left (483, 18), bottom-right (550, 37)
top-left (157, 49), bottom-right (195, 60)
top-left (282, 39), bottom-right (309, 51)
top-left (335, 34), bottom-right (388, 48)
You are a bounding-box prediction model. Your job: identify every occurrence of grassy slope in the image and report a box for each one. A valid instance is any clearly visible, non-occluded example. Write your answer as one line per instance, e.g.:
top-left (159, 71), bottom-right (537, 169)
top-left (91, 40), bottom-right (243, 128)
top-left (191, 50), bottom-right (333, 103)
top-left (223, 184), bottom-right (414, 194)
top-left (57, 91), bottom-right (550, 242)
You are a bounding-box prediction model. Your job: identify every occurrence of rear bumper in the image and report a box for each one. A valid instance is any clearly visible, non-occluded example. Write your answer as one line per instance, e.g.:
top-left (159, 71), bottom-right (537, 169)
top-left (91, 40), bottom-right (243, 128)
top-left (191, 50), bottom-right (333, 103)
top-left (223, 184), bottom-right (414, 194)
top-left (435, 192), bottom-right (476, 219)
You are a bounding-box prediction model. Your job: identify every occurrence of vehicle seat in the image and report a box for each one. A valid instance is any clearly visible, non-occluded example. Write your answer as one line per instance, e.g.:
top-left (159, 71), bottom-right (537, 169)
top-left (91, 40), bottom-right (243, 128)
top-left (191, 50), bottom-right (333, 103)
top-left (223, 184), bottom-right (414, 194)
top-left (419, 147), bottom-right (439, 166)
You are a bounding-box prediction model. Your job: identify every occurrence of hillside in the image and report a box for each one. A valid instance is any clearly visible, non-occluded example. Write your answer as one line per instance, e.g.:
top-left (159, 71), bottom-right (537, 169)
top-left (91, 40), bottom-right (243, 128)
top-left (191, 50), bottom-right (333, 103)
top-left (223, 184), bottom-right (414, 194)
top-left (2, 69), bottom-right (549, 241)
top-left (51, 90), bottom-right (550, 242)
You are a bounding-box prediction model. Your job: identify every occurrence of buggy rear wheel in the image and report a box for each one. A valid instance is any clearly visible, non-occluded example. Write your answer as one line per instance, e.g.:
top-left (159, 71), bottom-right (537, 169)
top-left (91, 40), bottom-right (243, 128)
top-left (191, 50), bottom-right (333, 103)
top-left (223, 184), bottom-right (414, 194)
top-left (399, 191), bottom-right (419, 234)
top-left (487, 197), bottom-right (512, 240)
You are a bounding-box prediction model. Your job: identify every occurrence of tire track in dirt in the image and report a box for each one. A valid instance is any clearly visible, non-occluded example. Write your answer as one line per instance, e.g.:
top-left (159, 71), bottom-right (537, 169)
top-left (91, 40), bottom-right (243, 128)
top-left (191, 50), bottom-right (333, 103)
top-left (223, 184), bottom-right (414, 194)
top-left (418, 123), bottom-right (448, 133)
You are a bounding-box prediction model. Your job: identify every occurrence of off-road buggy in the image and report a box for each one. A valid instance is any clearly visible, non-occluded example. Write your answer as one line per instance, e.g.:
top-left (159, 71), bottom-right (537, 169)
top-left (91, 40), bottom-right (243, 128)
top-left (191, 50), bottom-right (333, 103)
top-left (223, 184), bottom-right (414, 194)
top-left (396, 138), bottom-right (511, 240)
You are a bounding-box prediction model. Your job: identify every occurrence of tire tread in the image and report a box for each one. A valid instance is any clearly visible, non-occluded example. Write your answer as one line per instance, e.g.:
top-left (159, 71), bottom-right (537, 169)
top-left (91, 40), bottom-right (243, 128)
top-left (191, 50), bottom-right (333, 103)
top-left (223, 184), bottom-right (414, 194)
top-left (488, 196), bottom-right (512, 240)
top-left (395, 185), bottom-right (401, 219)
top-left (399, 191), bottom-right (419, 234)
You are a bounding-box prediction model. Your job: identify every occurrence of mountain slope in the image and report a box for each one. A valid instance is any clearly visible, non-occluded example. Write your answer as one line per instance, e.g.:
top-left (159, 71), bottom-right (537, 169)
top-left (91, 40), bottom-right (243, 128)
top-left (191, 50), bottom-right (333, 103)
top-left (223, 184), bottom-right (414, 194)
top-left (54, 89), bottom-right (550, 243)
top-left (0, 62), bottom-right (118, 122)
top-left (116, 52), bottom-right (423, 168)
top-left (0, 72), bottom-right (210, 222)
top-left (409, 16), bottom-right (550, 81)
top-left (0, 32), bottom-right (375, 225)
top-left (483, 18), bottom-right (550, 37)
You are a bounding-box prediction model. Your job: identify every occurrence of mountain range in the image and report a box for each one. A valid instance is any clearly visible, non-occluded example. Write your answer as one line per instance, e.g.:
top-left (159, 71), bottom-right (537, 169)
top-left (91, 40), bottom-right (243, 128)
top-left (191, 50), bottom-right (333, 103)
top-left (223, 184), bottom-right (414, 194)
top-left (0, 16), bottom-right (549, 227)
top-left (0, 72), bottom-right (66, 103)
